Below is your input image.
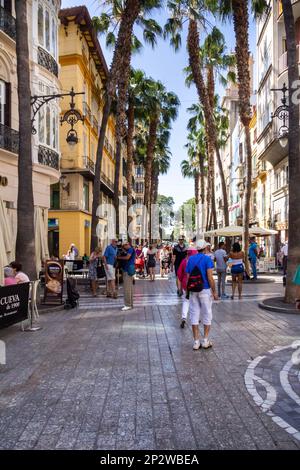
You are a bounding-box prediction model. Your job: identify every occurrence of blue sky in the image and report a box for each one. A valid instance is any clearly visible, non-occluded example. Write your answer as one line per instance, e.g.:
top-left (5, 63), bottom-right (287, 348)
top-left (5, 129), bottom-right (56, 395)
top-left (61, 1), bottom-right (256, 209)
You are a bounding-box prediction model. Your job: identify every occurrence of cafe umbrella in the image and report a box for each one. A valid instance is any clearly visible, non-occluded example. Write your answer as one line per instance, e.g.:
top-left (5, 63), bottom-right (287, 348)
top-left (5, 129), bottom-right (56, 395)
top-left (0, 197), bottom-right (13, 284)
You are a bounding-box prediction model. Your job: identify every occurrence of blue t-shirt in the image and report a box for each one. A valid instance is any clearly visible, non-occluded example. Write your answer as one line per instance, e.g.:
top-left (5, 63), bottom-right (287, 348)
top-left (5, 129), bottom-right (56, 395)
top-left (248, 243), bottom-right (258, 260)
top-left (186, 253), bottom-right (214, 290)
top-left (104, 244), bottom-right (117, 265)
top-left (123, 247), bottom-right (136, 273)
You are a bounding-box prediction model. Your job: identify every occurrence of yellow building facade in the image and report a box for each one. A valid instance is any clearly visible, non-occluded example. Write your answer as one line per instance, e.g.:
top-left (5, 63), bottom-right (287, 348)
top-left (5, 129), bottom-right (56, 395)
top-left (49, 5), bottom-right (118, 258)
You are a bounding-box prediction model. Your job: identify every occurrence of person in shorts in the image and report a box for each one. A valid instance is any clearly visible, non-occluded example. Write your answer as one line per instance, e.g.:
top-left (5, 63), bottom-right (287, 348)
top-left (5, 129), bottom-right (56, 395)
top-left (103, 239), bottom-right (118, 298)
top-left (172, 237), bottom-right (187, 296)
top-left (186, 240), bottom-right (218, 350)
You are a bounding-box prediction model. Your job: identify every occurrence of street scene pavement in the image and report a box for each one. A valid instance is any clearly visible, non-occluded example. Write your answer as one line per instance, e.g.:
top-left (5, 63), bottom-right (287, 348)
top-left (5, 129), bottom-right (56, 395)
top-left (0, 273), bottom-right (300, 450)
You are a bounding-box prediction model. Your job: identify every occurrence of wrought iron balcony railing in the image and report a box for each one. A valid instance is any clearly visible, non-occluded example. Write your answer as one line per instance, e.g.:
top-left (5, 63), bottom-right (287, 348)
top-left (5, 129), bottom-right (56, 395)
top-left (0, 6), bottom-right (16, 41)
top-left (38, 145), bottom-right (59, 170)
top-left (100, 171), bottom-right (114, 192)
top-left (83, 156), bottom-right (95, 174)
top-left (0, 123), bottom-right (19, 154)
top-left (38, 46), bottom-right (58, 77)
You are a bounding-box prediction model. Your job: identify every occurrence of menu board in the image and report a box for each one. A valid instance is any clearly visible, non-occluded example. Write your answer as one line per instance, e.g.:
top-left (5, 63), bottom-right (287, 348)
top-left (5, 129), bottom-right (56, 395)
top-left (0, 283), bottom-right (30, 329)
top-left (44, 260), bottom-right (64, 304)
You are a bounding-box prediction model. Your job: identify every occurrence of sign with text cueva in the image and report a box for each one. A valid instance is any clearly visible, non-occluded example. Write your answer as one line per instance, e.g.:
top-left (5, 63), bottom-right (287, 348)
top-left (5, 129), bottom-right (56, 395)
top-left (44, 260), bottom-right (64, 304)
top-left (0, 283), bottom-right (30, 329)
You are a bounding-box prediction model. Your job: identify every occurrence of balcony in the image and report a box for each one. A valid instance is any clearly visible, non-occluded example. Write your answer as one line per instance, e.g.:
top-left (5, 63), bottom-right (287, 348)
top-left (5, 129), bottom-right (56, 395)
top-left (0, 5), bottom-right (16, 41)
top-left (100, 171), bottom-right (114, 198)
top-left (61, 156), bottom-right (95, 181)
top-left (92, 115), bottom-right (99, 132)
top-left (83, 102), bottom-right (92, 122)
top-left (104, 136), bottom-right (114, 159)
top-left (0, 123), bottom-right (19, 154)
top-left (38, 145), bottom-right (59, 170)
top-left (278, 45), bottom-right (300, 75)
top-left (38, 47), bottom-right (58, 77)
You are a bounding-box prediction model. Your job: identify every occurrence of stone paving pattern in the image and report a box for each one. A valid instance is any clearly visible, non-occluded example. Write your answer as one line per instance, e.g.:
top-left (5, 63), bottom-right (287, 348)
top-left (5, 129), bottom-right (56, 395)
top-left (0, 274), bottom-right (300, 450)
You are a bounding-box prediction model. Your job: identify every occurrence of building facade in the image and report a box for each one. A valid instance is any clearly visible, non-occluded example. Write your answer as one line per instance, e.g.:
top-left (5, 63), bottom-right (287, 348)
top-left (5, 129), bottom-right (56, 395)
top-left (0, 0), bottom-right (61, 266)
top-left (48, 6), bottom-right (126, 258)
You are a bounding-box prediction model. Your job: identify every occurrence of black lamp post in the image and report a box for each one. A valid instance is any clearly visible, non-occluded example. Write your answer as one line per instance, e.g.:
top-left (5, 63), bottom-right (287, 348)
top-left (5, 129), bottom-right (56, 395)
top-left (31, 87), bottom-right (84, 144)
top-left (271, 83), bottom-right (289, 147)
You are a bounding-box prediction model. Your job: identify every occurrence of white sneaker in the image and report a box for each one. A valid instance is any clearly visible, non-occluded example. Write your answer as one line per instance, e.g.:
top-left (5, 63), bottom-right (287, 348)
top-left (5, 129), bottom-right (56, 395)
top-left (121, 306), bottom-right (132, 311)
top-left (202, 338), bottom-right (213, 349)
top-left (193, 340), bottom-right (201, 350)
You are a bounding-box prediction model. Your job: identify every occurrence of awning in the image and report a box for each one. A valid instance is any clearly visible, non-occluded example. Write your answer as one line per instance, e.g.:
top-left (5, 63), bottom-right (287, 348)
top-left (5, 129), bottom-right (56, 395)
top-left (204, 225), bottom-right (278, 238)
top-left (35, 207), bottom-right (49, 275)
top-left (0, 197), bottom-right (13, 285)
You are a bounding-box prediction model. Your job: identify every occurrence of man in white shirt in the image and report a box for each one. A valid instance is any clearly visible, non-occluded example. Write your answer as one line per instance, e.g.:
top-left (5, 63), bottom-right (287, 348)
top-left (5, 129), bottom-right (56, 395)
top-left (142, 243), bottom-right (149, 277)
top-left (214, 241), bottom-right (229, 299)
top-left (281, 241), bottom-right (288, 276)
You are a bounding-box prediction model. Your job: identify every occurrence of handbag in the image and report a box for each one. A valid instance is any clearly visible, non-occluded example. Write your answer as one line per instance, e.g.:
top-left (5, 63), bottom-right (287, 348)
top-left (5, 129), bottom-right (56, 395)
top-left (96, 260), bottom-right (106, 279)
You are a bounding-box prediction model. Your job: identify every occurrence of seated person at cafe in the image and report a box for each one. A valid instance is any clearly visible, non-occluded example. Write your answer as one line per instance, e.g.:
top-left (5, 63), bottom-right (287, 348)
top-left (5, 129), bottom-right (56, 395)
top-left (10, 262), bottom-right (30, 284)
top-left (4, 266), bottom-right (17, 286)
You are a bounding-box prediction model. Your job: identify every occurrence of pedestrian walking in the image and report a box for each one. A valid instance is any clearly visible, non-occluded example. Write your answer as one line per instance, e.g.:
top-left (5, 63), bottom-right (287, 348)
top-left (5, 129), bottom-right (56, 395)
top-left (177, 246), bottom-right (197, 329)
top-left (117, 241), bottom-right (136, 311)
top-left (160, 245), bottom-right (171, 277)
top-left (229, 242), bottom-right (245, 300)
top-left (248, 237), bottom-right (259, 280)
top-left (147, 245), bottom-right (157, 281)
top-left (214, 241), bottom-right (229, 299)
top-left (103, 238), bottom-right (118, 298)
top-left (142, 242), bottom-right (149, 277)
top-left (186, 240), bottom-right (218, 350)
top-left (172, 236), bottom-right (187, 296)
top-left (281, 240), bottom-right (288, 276)
top-left (88, 246), bottom-right (102, 297)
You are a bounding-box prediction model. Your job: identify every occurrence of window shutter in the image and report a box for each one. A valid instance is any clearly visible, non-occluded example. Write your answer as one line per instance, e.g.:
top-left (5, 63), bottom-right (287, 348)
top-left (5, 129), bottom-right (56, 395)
top-left (5, 82), bottom-right (11, 127)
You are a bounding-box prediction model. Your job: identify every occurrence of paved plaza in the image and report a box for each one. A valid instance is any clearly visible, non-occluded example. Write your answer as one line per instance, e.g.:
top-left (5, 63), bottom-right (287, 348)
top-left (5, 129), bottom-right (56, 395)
top-left (0, 273), bottom-right (300, 450)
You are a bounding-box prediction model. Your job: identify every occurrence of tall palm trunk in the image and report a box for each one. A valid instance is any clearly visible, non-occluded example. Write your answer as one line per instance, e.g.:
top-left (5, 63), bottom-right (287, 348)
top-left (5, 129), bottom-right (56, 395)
top-left (91, 0), bottom-right (141, 250)
top-left (15, 0), bottom-right (36, 279)
top-left (199, 153), bottom-right (205, 235)
top-left (144, 114), bottom-right (158, 240)
top-left (282, 0), bottom-right (300, 303)
top-left (187, 18), bottom-right (229, 229)
top-left (232, 0), bottom-right (252, 274)
top-left (114, 52), bottom-right (131, 237)
top-left (126, 98), bottom-right (135, 238)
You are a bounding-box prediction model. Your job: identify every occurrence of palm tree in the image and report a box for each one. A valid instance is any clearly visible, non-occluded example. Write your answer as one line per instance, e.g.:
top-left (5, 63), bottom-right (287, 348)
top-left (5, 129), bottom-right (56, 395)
top-left (165, 2), bottom-right (230, 230)
top-left (281, 0), bottom-right (300, 303)
top-left (218, 0), bottom-right (268, 272)
top-left (15, 0), bottom-right (36, 279)
top-left (90, 0), bottom-right (162, 250)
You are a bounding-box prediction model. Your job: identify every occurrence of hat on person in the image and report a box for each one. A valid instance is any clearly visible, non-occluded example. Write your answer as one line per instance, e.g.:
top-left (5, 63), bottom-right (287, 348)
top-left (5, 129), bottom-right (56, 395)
top-left (196, 239), bottom-right (207, 250)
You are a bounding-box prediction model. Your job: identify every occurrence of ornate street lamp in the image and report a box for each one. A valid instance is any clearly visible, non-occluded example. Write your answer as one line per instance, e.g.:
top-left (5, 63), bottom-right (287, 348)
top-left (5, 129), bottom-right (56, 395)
top-left (271, 83), bottom-right (289, 148)
top-left (31, 87), bottom-right (84, 144)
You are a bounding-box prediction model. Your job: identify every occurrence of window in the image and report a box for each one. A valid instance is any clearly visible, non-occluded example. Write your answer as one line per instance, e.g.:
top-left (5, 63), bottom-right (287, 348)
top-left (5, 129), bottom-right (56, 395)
top-left (0, 80), bottom-right (5, 125)
top-left (0, 79), bottom-right (10, 127)
top-left (83, 182), bottom-right (89, 211)
top-left (38, 4), bottom-right (44, 46)
top-left (261, 184), bottom-right (266, 218)
top-left (38, 107), bottom-right (45, 143)
top-left (46, 105), bottom-right (51, 146)
top-left (37, 4), bottom-right (58, 59)
top-left (50, 184), bottom-right (60, 209)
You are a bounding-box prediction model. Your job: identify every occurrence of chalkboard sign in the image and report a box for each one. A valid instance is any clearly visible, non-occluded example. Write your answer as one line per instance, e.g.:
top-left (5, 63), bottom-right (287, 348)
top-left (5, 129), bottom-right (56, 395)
top-left (44, 260), bottom-right (64, 304)
top-left (0, 283), bottom-right (30, 329)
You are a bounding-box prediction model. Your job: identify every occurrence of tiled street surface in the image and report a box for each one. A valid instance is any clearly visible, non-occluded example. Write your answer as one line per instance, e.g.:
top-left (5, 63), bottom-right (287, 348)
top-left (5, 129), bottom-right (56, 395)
top-left (0, 273), bottom-right (300, 450)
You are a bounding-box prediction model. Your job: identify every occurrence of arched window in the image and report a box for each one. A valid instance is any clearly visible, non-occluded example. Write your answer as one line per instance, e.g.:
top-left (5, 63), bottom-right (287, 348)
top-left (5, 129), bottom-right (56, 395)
top-left (45, 10), bottom-right (50, 51)
top-left (38, 4), bottom-right (44, 46)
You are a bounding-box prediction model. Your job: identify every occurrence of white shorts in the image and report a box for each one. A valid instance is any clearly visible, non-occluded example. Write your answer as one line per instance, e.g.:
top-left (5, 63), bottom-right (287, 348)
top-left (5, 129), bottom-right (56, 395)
top-left (105, 264), bottom-right (115, 281)
top-left (189, 289), bottom-right (213, 326)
